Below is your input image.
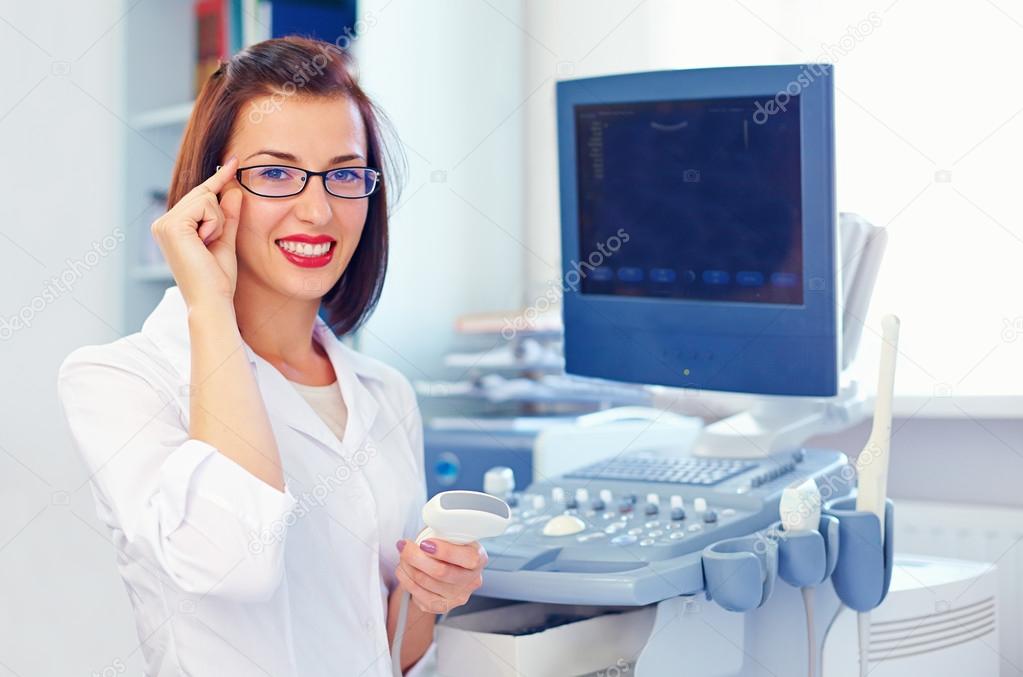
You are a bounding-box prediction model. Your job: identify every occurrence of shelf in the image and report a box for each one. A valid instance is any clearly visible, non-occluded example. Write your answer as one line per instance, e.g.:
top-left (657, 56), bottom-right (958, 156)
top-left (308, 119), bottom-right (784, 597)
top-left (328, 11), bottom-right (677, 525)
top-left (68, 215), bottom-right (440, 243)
top-left (130, 102), bottom-right (194, 130)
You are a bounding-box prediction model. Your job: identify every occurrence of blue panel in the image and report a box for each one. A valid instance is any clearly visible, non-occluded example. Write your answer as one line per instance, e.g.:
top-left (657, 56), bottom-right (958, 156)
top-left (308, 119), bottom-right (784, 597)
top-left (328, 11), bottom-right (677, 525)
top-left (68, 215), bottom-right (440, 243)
top-left (556, 65), bottom-right (838, 396)
top-left (271, 0), bottom-right (358, 43)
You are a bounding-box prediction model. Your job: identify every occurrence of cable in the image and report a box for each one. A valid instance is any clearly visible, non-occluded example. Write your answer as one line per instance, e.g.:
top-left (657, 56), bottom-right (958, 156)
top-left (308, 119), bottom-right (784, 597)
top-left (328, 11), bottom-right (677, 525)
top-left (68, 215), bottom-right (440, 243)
top-left (857, 611), bottom-right (871, 677)
top-left (392, 589), bottom-right (454, 676)
top-left (391, 590), bottom-right (412, 677)
top-left (801, 587), bottom-right (816, 677)
top-left (820, 601), bottom-right (845, 676)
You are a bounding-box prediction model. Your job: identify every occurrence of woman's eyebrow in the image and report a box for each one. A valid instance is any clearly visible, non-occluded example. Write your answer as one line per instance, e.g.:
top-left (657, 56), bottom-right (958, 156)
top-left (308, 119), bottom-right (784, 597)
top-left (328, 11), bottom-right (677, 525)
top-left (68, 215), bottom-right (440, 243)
top-left (243, 149), bottom-right (365, 164)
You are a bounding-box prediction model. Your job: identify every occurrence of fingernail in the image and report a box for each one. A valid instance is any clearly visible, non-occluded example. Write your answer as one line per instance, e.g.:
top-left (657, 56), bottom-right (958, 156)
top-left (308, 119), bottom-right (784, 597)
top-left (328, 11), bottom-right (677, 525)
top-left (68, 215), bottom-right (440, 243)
top-left (419, 540), bottom-right (437, 554)
top-left (395, 539), bottom-right (406, 552)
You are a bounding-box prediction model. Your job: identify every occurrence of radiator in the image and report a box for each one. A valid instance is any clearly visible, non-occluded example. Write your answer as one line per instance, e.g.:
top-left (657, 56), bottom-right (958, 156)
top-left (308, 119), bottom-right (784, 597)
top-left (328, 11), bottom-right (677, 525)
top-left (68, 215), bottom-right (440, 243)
top-left (893, 499), bottom-right (1023, 676)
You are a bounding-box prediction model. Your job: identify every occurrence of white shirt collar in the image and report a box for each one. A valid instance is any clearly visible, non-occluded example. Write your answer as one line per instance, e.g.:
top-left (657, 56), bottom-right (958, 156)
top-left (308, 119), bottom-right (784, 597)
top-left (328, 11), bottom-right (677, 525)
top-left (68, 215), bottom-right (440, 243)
top-left (141, 285), bottom-right (384, 459)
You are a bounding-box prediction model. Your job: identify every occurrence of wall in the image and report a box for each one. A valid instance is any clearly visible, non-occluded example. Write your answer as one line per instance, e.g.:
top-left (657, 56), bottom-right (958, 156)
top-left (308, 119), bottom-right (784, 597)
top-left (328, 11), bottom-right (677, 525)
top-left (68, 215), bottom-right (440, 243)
top-left (0, 1), bottom-right (137, 675)
top-left (353, 0), bottom-right (527, 380)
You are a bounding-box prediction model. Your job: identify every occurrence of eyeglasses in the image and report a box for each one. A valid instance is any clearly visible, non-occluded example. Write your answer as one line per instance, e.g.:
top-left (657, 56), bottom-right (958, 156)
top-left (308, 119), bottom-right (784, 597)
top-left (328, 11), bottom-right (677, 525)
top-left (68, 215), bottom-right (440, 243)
top-left (225, 164), bottom-right (381, 199)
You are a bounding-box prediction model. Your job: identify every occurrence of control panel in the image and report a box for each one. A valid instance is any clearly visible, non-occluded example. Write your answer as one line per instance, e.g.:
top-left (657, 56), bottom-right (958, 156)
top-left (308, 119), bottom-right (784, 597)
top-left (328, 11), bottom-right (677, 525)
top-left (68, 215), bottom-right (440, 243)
top-left (478, 448), bottom-right (851, 605)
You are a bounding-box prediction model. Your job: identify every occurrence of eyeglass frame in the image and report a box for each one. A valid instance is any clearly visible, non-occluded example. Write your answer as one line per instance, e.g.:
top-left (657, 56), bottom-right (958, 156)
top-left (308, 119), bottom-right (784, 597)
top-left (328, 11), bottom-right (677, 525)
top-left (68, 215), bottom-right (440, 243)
top-left (216, 163), bottom-right (382, 199)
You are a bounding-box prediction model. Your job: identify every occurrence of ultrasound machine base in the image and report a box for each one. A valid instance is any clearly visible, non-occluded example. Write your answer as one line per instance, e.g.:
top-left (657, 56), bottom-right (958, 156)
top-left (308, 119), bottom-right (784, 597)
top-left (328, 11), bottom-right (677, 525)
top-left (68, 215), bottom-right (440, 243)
top-left (633, 580), bottom-right (845, 676)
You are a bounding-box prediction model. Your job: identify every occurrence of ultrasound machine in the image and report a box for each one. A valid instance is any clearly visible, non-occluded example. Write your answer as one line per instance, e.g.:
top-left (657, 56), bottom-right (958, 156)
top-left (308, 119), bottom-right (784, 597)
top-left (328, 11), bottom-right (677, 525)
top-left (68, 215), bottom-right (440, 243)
top-left (432, 64), bottom-right (904, 677)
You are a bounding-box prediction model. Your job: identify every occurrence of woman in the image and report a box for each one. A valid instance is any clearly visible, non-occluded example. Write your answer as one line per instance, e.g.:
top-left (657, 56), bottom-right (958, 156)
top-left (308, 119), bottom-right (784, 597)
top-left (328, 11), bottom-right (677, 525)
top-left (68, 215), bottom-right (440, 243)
top-left (56, 36), bottom-right (485, 676)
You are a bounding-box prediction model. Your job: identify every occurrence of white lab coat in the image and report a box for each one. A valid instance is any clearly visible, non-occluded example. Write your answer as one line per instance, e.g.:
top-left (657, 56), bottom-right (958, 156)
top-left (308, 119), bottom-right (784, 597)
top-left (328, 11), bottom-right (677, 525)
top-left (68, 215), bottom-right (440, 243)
top-left (56, 285), bottom-right (434, 676)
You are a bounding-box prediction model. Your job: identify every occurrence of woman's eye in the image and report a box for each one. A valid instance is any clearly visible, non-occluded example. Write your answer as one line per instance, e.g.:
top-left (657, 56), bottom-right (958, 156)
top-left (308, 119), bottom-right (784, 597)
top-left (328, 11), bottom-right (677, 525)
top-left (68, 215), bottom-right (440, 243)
top-left (327, 169), bottom-right (359, 183)
top-left (260, 167), bottom-right (293, 181)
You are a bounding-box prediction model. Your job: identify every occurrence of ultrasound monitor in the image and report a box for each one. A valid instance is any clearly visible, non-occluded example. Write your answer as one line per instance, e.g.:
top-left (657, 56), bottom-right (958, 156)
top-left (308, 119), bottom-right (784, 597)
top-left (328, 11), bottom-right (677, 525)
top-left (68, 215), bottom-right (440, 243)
top-left (556, 64), bottom-right (838, 397)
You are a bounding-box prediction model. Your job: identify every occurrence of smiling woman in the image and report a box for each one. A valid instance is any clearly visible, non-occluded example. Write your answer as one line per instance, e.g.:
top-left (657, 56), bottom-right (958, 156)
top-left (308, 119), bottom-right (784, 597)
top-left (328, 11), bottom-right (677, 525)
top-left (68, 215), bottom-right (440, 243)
top-left (56, 35), bottom-right (488, 677)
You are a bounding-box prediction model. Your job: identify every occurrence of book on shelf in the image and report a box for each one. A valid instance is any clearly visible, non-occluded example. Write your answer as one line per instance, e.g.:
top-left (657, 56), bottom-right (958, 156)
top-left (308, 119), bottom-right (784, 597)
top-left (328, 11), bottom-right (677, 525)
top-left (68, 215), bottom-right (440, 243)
top-left (194, 0), bottom-right (227, 97)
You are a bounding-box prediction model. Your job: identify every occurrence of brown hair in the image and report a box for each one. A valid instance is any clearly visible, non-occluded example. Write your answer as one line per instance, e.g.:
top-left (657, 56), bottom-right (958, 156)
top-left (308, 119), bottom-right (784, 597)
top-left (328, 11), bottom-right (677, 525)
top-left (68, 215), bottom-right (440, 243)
top-left (168, 35), bottom-right (402, 336)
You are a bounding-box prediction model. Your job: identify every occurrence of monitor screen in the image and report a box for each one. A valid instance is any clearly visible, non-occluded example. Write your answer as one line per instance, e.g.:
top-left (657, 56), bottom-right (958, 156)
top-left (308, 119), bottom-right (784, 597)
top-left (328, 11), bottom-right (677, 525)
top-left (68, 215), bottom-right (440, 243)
top-left (574, 95), bottom-right (803, 305)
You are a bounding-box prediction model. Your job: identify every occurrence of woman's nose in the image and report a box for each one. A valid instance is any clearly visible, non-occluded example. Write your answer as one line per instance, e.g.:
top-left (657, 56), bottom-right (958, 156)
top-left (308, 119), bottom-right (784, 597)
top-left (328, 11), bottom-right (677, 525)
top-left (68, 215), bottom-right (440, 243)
top-left (293, 176), bottom-right (334, 225)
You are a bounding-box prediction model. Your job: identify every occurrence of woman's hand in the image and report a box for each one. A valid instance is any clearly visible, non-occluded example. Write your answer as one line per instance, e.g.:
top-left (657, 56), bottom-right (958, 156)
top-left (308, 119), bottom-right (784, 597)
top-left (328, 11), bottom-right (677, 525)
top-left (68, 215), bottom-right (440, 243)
top-left (150, 157), bottom-right (244, 310)
top-left (394, 538), bottom-right (487, 614)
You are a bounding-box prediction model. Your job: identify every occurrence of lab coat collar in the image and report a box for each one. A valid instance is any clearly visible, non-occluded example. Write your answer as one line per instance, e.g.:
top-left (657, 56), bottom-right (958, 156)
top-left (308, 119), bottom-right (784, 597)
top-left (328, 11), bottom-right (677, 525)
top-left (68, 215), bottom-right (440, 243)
top-left (141, 285), bottom-right (381, 460)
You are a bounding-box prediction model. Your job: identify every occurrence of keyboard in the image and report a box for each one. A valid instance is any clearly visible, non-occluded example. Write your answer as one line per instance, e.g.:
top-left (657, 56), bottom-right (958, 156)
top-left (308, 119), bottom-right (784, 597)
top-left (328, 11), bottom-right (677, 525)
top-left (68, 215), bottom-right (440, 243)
top-left (564, 455), bottom-right (759, 486)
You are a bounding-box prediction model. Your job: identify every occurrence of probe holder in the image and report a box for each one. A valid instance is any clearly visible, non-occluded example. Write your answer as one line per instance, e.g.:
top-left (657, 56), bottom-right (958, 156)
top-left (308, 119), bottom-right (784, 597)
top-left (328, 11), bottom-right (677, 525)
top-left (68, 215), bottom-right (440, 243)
top-left (768, 514), bottom-right (840, 588)
top-left (701, 534), bottom-right (778, 612)
top-left (822, 496), bottom-right (895, 612)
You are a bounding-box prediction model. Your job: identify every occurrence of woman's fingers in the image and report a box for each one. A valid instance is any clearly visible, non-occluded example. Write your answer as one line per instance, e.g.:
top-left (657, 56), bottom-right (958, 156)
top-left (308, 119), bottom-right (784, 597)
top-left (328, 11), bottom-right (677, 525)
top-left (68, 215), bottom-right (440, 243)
top-left (148, 156), bottom-right (242, 308)
top-left (418, 539), bottom-right (487, 571)
top-left (194, 192), bottom-right (226, 243)
top-left (216, 187), bottom-right (243, 249)
top-left (399, 559), bottom-right (453, 598)
top-left (174, 158), bottom-right (239, 243)
top-left (401, 542), bottom-right (447, 578)
top-left (186, 156), bottom-right (239, 201)
top-left (395, 538), bottom-right (485, 613)
top-left (395, 562), bottom-right (449, 614)
top-left (404, 540), bottom-right (486, 589)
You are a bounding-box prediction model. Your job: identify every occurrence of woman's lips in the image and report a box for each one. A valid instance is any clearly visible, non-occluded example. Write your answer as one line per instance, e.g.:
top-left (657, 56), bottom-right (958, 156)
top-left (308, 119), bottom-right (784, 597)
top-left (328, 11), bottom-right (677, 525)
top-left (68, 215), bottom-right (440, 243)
top-left (275, 239), bottom-right (336, 268)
